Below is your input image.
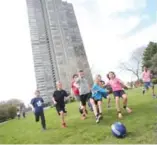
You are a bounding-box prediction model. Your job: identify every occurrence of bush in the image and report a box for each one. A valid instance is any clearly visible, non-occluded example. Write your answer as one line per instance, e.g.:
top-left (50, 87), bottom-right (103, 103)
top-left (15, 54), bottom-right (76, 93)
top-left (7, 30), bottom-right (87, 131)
top-left (8, 106), bottom-right (17, 119)
top-left (0, 104), bottom-right (9, 123)
top-left (0, 104), bottom-right (17, 122)
top-left (152, 78), bottom-right (157, 84)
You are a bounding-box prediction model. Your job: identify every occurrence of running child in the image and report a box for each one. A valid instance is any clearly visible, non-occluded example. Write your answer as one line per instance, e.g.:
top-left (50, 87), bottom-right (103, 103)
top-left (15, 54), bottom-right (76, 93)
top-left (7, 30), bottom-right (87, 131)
top-left (106, 72), bottom-right (132, 119)
top-left (17, 109), bottom-right (20, 120)
top-left (52, 81), bottom-right (69, 128)
top-left (79, 102), bottom-right (88, 114)
top-left (91, 75), bottom-right (108, 123)
top-left (30, 90), bottom-right (46, 131)
top-left (74, 70), bottom-right (91, 120)
top-left (142, 66), bottom-right (156, 98)
top-left (99, 80), bottom-right (112, 108)
top-left (71, 74), bottom-right (80, 101)
top-left (94, 74), bottom-right (112, 108)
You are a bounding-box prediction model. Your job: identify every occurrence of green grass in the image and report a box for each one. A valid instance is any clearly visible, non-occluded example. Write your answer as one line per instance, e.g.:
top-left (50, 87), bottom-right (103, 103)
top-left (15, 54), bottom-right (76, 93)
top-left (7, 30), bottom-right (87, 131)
top-left (0, 88), bottom-right (157, 144)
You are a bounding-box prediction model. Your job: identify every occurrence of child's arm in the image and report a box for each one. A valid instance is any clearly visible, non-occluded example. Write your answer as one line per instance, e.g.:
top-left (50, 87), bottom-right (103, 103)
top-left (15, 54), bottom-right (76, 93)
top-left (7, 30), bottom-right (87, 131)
top-left (30, 104), bottom-right (35, 112)
top-left (30, 99), bottom-right (35, 112)
top-left (142, 72), bottom-right (144, 79)
top-left (52, 92), bottom-right (57, 105)
top-left (64, 90), bottom-right (69, 97)
top-left (118, 79), bottom-right (128, 89)
top-left (52, 97), bottom-right (57, 105)
top-left (150, 71), bottom-right (153, 79)
top-left (93, 85), bottom-right (108, 93)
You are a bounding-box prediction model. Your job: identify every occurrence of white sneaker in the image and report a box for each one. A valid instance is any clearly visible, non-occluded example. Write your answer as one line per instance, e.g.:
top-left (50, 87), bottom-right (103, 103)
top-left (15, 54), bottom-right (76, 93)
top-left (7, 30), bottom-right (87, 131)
top-left (96, 117), bottom-right (99, 123)
top-left (118, 113), bottom-right (123, 119)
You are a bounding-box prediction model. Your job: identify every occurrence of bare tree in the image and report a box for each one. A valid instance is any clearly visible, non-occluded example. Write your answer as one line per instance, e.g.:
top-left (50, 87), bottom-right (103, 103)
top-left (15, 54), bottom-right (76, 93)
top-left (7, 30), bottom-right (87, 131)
top-left (119, 47), bottom-right (145, 81)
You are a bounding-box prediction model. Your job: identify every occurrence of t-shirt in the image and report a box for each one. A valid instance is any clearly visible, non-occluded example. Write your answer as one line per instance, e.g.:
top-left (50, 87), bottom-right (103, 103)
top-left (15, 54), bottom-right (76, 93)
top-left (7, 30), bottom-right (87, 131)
top-left (92, 84), bottom-right (108, 100)
top-left (71, 81), bottom-right (79, 96)
top-left (53, 90), bottom-right (68, 105)
top-left (17, 111), bottom-right (20, 115)
top-left (142, 70), bottom-right (151, 82)
top-left (31, 97), bottom-right (44, 113)
top-left (107, 78), bottom-right (123, 92)
top-left (75, 77), bottom-right (90, 95)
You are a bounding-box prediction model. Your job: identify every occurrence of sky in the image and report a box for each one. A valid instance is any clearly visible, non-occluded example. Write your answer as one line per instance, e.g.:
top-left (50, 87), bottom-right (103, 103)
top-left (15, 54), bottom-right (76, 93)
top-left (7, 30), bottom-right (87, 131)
top-left (0, 0), bottom-right (156, 105)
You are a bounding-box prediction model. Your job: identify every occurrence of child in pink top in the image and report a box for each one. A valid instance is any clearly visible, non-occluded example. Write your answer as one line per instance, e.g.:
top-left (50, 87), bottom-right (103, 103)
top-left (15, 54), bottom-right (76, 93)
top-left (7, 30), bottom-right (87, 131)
top-left (142, 66), bottom-right (156, 97)
top-left (106, 71), bottom-right (132, 119)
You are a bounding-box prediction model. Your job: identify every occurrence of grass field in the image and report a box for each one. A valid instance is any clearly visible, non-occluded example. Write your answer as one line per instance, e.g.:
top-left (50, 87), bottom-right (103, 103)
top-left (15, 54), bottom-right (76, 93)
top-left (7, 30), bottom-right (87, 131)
top-left (0, 88), bottom-right (157, 144)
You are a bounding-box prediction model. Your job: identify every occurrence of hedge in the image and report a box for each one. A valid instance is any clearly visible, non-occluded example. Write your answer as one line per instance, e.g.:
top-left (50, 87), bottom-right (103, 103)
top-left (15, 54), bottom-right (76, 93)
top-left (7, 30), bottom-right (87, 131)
top-left (0, 104), bottom-right (17, 123)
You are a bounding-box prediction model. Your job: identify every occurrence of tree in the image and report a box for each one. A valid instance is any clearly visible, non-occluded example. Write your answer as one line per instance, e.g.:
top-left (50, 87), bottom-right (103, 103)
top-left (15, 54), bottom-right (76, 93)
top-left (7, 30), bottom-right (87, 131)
top-left (142, 42), bottom-right (157, 68)
top-left (119, 47), bottom-right (145, 81)
top-left (7, 99), bottom-right (22, 106)
top-left (0, 99), bottom-right (24, 122)
top-left (150, 53), bottom-right (157, 73)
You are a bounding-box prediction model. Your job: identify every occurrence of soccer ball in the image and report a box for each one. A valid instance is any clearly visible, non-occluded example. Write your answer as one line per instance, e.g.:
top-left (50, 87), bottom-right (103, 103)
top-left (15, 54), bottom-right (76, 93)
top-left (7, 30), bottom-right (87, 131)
top-left (111, 122), bottom-right (127, 138)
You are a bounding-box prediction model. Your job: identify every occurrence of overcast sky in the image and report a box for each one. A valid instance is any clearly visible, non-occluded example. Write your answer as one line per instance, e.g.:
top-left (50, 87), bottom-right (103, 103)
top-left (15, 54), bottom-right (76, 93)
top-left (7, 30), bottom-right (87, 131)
top-left (0, 0), bottom-right (156, 105)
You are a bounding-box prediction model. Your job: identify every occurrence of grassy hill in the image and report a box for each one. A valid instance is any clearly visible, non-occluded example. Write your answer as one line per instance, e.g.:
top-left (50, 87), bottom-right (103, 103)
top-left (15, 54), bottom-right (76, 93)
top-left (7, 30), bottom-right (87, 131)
top-left (0, 88), bottom-right (156, 144)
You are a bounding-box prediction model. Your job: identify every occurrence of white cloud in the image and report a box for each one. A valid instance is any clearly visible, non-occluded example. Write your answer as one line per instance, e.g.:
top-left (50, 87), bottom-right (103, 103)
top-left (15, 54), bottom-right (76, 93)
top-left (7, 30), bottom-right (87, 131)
top-left (0, 0), bottom-right (156, 104)
top-left (67, 0), bottom-right (157, 81)
top-left (96, 0), bottom-right (146, 16)
top-left (0, 0), bottom-right (36, 105)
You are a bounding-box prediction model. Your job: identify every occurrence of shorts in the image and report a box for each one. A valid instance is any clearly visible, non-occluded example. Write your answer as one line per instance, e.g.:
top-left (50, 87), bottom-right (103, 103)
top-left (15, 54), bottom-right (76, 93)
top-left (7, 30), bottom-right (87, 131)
top-left (56, 103), bottom-right (67, 115)
top-left (144, 82), bottom-right (153, 89)
top-left (80, 93), bottom-right (89, 106)
top-left (113, 90), bottom-right (125, 97)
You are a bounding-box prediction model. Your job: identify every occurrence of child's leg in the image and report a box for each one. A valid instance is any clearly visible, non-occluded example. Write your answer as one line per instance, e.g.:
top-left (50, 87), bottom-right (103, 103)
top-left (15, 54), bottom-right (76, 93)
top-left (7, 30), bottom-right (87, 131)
top-left (122, 94), bottom-right (132, 113)
top-left (97, 100), bottom-right (102, 115)
top-left (115, 96), bottom-right (123, 118)
top-left (115, 96), bottom-right (121, 112)
top-left (40, 111), bottom-right (46, 129)
top-left (81, 94), bottom-right (88, 118)
top-left (60, 109), bottom-right (67, 128)
top-left (35, 113), bottom-right (40, 122)
top-left (151, 84), bottom-right (156, 97)
top-left (23, 112), bottom-right (26, 118)
top-left (143, 82), bottom-right (148, 94)
top-left (142, 88), bottom-right (145, 95)
top-left (89, 98), bottom-right (94, 111)
top-left (90, 99), bottom-right (98, 116)
top-left (92, 100), bottom-right (100, 123)
top-left (79, 95), bottom-right (85, 119)
top-left (107, 95), bottom-right (111, 107)
top-left (92, 103), bottom-right (98, 117)
top-left (60, 111), bottom-right (65, 123)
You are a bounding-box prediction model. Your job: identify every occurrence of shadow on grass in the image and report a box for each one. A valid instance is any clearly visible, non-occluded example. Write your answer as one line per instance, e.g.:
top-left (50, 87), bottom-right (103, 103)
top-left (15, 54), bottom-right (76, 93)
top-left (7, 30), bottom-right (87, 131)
top-left (126, 131), bottom-right (135, 137)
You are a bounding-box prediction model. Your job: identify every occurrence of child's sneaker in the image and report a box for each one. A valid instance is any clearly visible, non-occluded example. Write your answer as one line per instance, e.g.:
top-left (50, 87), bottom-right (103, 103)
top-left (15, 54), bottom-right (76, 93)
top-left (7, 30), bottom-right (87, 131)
top-left (98, 113), bottom-right (103, 120)
top-left (118, 112), bottom-right (123, 119)
top-left (42, 128), bottom-right (46, 131)
top-left (126, 107), bottom-right (132, 113)
top-left (81, 114), bottom-right (86, 120)
top-left (142, 88), bottom-right (145, 95)
top-left (62, 122), bottom-right (67, 128)
top-left (96, 116), bottom-right (100, 123)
